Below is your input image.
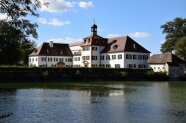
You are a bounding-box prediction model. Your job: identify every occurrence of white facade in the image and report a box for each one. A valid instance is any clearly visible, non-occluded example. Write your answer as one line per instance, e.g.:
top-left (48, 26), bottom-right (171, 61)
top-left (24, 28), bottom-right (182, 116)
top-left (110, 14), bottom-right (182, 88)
top-left (29, 56), bottom-right (73, 67)
top-left (149, 63), bottom-right (185, 79)
top-left (69, 45), bottom-right (149, 68)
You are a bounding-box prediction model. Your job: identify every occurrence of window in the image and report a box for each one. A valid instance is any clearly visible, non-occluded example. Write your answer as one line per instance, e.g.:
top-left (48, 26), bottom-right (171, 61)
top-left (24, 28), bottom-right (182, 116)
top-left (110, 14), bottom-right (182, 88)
top-left (86, 56), bottom-right (90, 60)
top-left (139, 64), bottom-right (146, 68)
top-left (115, 64), bottom-right (120, 68)
top-left (36, 58), bottom-right (38, 61)
top-left (126, 54), bottom-right (132, 59)
top-left (59, 58), bottom-right (63, 62)
top-left (65, 58), bottom-right (72, 62)
top-left (138, 55), bottom-right (142, 60)
top-left (32, 58), bottom-right (34, 61)
top-left (113, 45), bottom-right (118, 49)
top-left (118, 54), bottom-right (122, 59)
top-left (42, 57), bottom-right (46, 61)
top-left (112, 55), bottom-right (116, 60)
top-left (92, 47), bottom-right (97, 51)
top-left (56, 58), bottom-right (58, 62)
top-left (106, 64), bottom-right (111, 68)
top-left (83, 47), bottom-right (90, 51)
top-left (74, 57), bottom-right (80, 61)
top-left (100, 64), bottom-right (105, 67)
top-left (82, 56), bottom-right (90, 60)
top-left (92, 64), bottom-right (97, 67)
top-left (128, 64), bottom-right (136, 68)
top-left (106, 55), bottom-right (110, 60)
top-left (133, 55), bottom-right (137, 59)
top-left (143, 55), bottom-right (148, 60)
top-left (92, 56), bottom-right (97, 60)
top-left (100, 55), bottom-right (104, 60)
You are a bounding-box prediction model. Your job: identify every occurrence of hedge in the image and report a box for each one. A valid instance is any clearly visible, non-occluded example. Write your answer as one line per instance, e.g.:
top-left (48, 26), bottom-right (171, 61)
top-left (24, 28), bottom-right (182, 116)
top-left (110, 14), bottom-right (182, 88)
top-left (0, 67), bottom-right (168, 82)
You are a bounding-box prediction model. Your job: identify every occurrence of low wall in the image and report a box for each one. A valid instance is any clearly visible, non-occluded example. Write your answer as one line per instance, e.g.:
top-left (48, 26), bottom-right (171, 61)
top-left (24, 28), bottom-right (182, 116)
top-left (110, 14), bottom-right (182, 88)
top-left (0, 67), bottom-right (168, 82)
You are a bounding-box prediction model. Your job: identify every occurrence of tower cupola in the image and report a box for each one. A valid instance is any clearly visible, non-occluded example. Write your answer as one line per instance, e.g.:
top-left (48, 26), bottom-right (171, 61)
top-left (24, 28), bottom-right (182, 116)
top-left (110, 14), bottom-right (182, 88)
top-left (91, 20), bottom-right (97, 35)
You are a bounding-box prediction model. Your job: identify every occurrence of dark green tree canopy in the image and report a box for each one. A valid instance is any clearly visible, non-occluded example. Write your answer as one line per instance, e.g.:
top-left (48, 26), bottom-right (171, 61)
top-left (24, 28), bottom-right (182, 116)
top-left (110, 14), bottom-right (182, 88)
top-left (161, 17), bottom-right (186, 53)
top-left (175, 36), bottom-right (186, 61)
top-left (0, 0), bottom-right (46, 65)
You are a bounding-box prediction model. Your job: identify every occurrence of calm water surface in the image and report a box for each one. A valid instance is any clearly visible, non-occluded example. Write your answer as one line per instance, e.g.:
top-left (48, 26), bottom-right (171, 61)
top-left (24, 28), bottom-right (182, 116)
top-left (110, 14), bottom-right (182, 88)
top-left (0, 82), bottom-right (186, 123)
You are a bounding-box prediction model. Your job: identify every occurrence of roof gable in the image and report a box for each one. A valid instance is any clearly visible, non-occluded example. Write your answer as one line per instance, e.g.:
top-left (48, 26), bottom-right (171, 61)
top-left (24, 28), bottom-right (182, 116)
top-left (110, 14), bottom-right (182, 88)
top-left (101, 36), bottom-right (150, 53)
top-left (29, 42), bottom-right (73, 56)
top-left (147, 52), bottom-right (185, 64)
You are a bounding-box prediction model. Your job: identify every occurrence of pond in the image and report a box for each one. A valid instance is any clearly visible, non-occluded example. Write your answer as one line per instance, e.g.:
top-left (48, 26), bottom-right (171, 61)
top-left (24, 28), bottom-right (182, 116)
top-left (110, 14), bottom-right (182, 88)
top-left (0, 82), bottom-right (186, 123)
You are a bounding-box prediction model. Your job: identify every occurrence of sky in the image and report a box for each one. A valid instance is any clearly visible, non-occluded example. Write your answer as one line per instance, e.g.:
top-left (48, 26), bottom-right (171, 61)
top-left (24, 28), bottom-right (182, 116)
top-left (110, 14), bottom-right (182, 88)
top-left (1, 0), bottom-right (186, 54)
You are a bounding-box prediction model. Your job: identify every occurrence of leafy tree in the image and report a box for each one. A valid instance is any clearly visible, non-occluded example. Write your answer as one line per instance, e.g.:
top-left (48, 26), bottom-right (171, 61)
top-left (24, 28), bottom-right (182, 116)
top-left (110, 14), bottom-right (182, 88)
top-left (0, 0), bottom-right (42, 39)
top-left (175, 37), bottom-right (186, 61)
top-left (0, 21), bottom-right (22, 65)
top-left (19, 40), bottom-right (37, 65)
top-left (0, 0), bottom-right (48, 65)
top-left (160, 17), bottom-right (186, 53)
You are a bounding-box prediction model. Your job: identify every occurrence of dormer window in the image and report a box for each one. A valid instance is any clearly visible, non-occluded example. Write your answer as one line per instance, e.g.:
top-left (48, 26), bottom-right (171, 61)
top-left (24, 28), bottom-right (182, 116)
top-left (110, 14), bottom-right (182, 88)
top-left (84, 39), bottom-right (86, 44)
top-left (34, 49), bottom-right (38, 53)
top-left (88, 39), bottom-right (91, 43)
top-left (133, 44), bottom-right (136, 49)
top-left (47, 49), bottom-right (49, 53)
top-left (113, 45), bottom-right (118, 49)
top-left (60, 50), bottom-right (63, 55)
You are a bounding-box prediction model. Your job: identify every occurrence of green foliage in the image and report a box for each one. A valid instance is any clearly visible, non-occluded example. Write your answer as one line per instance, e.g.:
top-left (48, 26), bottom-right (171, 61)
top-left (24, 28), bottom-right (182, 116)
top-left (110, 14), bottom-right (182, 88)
top-left (0, 0), bottom-right (42, 65)
top-left (161, 17), bottom-right (186, 53)
top-left (0, 67), bottom-right (169, 82)
top-left (0, 0), bottom-right (42, 39)
top-left (19, 40), bottom-right (37, 65)
top-left (0, 21), bottom-right (22, 65)
top-left (0, 21), bottom-right (37, 65)
top-left (146, 69), bottom-right (168, 81)
top-left (175, 36), bottom-right (186, 61)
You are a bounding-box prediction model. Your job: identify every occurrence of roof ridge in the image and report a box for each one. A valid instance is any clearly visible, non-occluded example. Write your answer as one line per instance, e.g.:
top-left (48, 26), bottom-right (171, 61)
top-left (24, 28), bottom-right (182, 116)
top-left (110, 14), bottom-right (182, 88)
top-left (107, 36), bottom-right (126, 39)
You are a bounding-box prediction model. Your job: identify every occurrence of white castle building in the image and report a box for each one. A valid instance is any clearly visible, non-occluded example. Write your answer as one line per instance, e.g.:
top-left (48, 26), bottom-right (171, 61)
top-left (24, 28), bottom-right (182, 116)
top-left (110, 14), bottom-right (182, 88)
top-left (29, 23), bottom-right (150, 68)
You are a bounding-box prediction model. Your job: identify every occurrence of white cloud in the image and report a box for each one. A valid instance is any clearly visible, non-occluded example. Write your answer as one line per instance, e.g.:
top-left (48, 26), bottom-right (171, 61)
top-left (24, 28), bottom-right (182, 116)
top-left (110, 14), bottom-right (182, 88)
top-left (129, 32), bottom-right (150, 38)
top-left (39, 0), bottom-right (93, 13)
top-left (40, 0), bottom-right (74, 13)
top-left (107, 34), bottom-right (121, 38)
top-left (47, 37), bottom-right (82, 44)
top-left (38, 17), bottom-right (47, 24)
top-left (38, 17), bottom-right (70, 26)
top-left (49, 19), bottom-right (70, 26)
top-left (79, 1), bottom-right (93, 9)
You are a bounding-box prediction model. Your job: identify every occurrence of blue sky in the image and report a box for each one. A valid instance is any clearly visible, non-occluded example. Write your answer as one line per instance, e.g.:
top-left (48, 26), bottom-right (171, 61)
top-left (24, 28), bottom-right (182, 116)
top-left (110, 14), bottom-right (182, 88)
top-left (3, 0), bottom-right (186, 54)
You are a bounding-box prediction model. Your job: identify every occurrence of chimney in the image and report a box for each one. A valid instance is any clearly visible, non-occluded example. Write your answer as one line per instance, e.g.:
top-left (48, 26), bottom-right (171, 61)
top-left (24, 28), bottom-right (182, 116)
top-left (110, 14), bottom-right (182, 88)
top-left (49, 41), bottom-right (53, 48)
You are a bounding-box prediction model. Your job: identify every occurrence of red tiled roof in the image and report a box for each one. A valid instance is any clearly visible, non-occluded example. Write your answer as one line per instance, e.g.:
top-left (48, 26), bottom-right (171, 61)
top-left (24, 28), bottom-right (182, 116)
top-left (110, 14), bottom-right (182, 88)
top-left (81, 34), bottom-right (107, 46)
top-left (147, 52), bottom-right (185, 64)
top-left (29, 42), bottom-right (73, 56)
top-left (69, 42), bottom-right (82, 46)
top-left (101, 36), bottom-right (150, 53)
